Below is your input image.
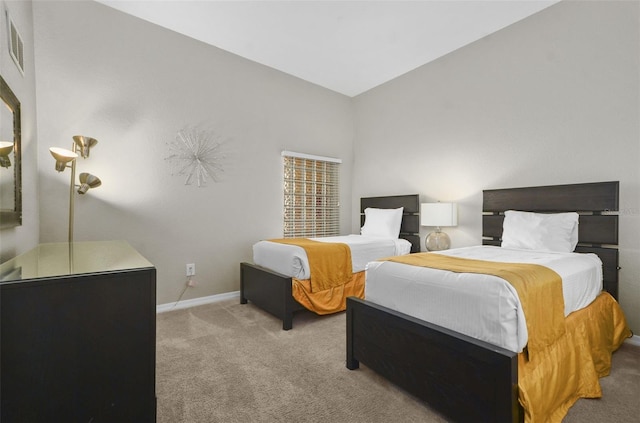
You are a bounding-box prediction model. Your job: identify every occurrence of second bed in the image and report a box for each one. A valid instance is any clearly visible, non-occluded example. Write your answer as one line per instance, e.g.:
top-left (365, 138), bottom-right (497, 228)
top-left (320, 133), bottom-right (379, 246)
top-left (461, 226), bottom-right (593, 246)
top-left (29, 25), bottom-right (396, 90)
top-left (241, 194), bottom-right (420, 329)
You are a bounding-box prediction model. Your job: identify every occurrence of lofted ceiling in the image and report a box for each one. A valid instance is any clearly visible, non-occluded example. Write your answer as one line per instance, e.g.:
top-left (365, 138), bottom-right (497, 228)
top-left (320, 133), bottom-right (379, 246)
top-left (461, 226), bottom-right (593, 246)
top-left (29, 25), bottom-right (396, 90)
top-left (96, 0), bottom-right (560, 97)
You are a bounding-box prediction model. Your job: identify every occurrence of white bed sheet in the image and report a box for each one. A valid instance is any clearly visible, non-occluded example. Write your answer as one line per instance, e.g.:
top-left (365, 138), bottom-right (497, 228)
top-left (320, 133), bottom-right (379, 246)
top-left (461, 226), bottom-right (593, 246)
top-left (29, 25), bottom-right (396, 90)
top-left (253, 235), bottom-right (412, 280)
top-left (364, 245), bottom-right (603, 353)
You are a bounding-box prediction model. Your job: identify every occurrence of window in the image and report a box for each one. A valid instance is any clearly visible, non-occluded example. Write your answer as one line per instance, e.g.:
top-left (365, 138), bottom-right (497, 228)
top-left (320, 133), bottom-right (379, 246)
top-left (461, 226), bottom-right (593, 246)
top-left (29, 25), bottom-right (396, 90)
top-left (282, 151), bottom-right (341, 238)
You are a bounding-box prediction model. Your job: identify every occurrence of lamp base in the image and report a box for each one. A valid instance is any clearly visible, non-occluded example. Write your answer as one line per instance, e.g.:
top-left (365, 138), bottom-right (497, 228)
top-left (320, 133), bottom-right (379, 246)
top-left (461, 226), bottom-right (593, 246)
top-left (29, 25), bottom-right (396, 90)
top-left (425, 230), bottom-right (451, 251)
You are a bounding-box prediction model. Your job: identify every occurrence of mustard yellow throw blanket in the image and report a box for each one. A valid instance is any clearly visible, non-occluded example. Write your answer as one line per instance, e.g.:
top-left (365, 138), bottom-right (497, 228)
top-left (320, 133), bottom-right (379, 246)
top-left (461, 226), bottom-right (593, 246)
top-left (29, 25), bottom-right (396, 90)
top-left (384, 253), bottom-right (566, 358)
top-left (269, 238), bottom-right (363, 314)
top-left (269, 238), bottom-right (352, 291)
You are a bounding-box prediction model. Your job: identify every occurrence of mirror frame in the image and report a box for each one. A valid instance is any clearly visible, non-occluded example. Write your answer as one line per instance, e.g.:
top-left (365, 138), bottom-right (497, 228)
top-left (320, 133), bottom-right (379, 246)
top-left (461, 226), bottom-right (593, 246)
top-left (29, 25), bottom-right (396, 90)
top-left (0, 74), bottom-right (22, 228)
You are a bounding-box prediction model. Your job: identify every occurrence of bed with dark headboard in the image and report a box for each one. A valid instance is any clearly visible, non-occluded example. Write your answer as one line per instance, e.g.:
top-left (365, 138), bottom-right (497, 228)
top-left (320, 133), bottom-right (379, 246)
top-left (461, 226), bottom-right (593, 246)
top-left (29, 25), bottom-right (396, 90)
top-left (360, 194), bottom-right (421, 253)
top-left (346, 181), bottom-right (625, 423)
top-left (240, 194), bottom-right (420, 330)
top-left (482, 181), bottom-right (620, 298)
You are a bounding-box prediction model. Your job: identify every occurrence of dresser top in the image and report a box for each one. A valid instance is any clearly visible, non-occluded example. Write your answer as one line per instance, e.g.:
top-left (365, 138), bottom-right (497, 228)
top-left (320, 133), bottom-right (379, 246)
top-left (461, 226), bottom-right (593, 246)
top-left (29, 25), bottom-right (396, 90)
top-left (0, 240), bottom-right (154, 283)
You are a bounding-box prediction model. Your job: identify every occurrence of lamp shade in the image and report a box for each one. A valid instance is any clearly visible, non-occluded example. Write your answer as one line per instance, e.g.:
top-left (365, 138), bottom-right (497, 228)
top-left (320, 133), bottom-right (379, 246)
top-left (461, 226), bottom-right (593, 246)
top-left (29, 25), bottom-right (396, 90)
top-left (0, 141), bottom-right (13, 155)
top-left (50, 147), bottom-right (78, 172)
top-left (73, 135), bottom-right (98, 158)
top-left (420, 203), bottom-right (458, 227)
top-left (0, 141), bottom-right (13, 168)
top-left (77, 172), bottom-right (102, 194)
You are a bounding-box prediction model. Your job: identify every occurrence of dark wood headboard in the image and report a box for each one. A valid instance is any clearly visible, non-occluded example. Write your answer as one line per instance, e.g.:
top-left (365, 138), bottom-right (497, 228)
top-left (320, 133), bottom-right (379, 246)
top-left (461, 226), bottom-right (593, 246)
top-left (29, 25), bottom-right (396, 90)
top-left (482, 181), bottom-right (620, 298)
top-left (360, 194), bottom-right (421, 253)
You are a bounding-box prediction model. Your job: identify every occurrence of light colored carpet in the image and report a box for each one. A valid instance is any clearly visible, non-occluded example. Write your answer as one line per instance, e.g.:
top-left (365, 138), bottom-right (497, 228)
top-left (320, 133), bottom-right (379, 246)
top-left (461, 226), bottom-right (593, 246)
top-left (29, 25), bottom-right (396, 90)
top-left (156, 298), bottom-right (639, 422)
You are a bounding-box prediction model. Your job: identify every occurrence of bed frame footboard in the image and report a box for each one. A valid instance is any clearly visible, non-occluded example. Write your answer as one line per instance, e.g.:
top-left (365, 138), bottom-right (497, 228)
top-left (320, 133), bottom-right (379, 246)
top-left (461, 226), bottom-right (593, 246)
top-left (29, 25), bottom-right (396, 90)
top-left (240, 262), bottom-right (305, 330)
top-left (346, 297), bottom-right (522, 423)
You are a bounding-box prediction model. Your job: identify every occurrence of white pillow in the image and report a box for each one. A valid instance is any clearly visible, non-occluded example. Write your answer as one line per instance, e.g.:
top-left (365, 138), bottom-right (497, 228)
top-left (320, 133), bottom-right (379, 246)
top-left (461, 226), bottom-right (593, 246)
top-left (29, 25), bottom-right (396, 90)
top-left (361, 207), bottom-right (404, 239)
top-left (501, 210), bottom-right (579, 253)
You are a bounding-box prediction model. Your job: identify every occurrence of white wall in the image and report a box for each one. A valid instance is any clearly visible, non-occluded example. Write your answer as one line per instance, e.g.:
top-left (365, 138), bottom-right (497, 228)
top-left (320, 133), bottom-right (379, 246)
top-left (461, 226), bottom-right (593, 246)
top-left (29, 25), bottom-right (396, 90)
top-left (33, 0), bottom-right (354, 305)
top-left (352, 0), bottom-right (640, 333)
top-left (0, 0), bottom-right (39, 261)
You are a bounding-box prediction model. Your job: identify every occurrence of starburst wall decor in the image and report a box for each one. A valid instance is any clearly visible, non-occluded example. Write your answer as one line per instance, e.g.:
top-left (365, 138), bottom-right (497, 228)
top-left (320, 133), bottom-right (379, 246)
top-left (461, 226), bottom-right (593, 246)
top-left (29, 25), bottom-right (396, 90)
top-left (165, 126), bottom-right (227, 187)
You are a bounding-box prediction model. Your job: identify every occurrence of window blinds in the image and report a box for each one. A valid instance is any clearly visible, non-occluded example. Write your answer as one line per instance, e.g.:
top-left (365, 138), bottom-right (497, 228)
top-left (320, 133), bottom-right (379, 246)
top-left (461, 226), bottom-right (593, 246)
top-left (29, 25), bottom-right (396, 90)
top-left (282, 151), bottom-right (340, 238)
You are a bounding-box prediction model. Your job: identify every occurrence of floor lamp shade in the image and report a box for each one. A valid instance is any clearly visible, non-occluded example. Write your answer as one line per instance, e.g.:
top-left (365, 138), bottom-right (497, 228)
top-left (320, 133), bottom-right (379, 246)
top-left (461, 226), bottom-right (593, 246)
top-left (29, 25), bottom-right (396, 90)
top-left (420, 203), bottom-right (458, 251)
top-left (0, 141), bottom-right (14, 168)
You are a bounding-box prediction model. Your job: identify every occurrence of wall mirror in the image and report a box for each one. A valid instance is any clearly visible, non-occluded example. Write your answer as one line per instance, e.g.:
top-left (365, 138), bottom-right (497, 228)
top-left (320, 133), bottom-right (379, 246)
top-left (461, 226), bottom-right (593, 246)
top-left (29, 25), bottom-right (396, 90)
top-left (0, 75), bottom-right (22, 228)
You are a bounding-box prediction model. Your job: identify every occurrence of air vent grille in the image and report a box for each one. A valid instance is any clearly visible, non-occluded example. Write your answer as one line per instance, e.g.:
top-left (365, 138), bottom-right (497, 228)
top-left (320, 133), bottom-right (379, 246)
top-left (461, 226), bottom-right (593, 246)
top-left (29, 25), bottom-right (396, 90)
top-left (7, 13), bottom-right (24, 75)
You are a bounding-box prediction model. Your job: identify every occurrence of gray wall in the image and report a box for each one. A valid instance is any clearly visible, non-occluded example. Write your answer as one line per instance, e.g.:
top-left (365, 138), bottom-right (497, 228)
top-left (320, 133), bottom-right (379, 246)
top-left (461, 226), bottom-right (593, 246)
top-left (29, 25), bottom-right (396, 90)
top-left (352, 0), bottom-right (639, 333)
top-left (0, 0), bottom-right (39, 261)
top-left (6, 0), bottom-right (638, 335)
top-left (32, 0), bottom-right (354, 305)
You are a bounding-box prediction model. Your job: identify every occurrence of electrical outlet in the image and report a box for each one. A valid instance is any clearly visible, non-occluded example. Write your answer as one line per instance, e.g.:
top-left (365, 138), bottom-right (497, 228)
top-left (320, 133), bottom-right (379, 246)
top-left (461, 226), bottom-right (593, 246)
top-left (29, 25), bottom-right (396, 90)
top-left (186, 263), bottom-right (196, 276)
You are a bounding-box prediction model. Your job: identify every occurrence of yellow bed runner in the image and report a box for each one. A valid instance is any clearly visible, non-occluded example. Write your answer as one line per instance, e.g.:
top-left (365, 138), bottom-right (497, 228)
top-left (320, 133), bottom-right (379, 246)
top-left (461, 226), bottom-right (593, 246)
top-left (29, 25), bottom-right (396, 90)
top-left (383, 252), bottom-right (566, 358)
top-left (269, 238), bottom-right (362, 315)
top-left (269, 238), bottom-right (352, 291)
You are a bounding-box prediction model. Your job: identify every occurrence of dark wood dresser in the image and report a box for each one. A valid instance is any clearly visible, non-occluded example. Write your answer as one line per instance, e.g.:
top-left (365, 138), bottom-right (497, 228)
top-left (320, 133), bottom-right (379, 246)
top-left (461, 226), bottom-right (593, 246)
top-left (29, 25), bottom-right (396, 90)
top-left (0, 240), bottom-right (156, 422)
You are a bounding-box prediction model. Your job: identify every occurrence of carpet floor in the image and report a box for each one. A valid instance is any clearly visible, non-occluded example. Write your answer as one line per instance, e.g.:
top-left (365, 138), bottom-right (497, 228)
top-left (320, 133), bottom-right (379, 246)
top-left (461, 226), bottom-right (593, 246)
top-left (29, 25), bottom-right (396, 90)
top-left (156, 298), bottom-right (639, 422)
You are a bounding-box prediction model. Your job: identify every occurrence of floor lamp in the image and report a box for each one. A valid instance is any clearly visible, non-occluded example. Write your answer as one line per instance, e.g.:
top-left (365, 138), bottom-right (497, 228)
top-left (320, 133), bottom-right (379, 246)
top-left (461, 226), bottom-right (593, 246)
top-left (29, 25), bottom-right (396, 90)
top-left (49, 136), bottom-right (102, 244)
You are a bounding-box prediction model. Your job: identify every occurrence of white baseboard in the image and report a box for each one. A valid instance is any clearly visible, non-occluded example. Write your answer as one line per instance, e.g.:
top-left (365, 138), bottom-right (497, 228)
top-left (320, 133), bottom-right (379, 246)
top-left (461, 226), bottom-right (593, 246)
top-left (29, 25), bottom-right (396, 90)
top-left (156, 291), bottom-right (240, 313)
top-left (624, 334), bottom-right (640, 347)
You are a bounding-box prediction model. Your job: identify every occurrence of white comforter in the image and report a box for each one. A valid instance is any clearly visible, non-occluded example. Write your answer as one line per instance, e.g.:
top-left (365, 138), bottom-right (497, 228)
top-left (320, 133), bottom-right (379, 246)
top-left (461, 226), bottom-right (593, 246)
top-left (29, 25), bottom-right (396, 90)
top-left (253, 235), bottom-right (412, 280)
top-left (364, 246), bottom-right (603, 353)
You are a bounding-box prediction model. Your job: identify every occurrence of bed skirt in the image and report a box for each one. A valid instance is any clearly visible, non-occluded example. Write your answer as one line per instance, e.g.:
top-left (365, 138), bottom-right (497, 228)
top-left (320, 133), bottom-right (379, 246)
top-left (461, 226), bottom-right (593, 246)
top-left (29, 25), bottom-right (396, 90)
top-left (292, 271), bottom-right (365, 315)
top-left (518, 291), bottom-right (631, 422)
